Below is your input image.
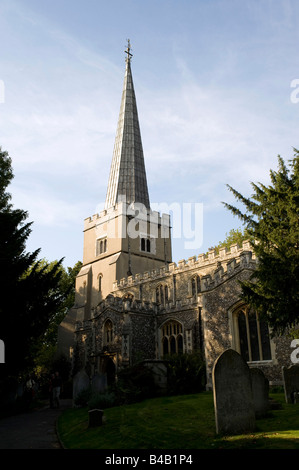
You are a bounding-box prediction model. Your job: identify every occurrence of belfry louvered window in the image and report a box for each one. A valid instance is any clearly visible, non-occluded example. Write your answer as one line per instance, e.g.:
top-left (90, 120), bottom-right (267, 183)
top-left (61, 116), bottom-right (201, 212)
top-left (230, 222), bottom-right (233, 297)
top-left (96, 237), bottom-right (107, 256)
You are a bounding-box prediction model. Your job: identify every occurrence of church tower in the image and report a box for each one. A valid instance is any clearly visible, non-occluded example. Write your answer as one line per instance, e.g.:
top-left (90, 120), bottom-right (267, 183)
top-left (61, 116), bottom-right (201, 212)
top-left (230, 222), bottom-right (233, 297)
top-left (73, 41), bottom-right (172, 324)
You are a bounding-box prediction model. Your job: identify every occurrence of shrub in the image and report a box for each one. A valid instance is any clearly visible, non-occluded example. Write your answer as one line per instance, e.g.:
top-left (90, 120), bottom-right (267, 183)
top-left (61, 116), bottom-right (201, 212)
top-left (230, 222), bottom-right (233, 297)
top-left (113, 363), bottom-right (158, 404)
top-left (87, 391), bottom-right (117, 410)
top-left (74, 387), bottom-right (92, 407)
top-left (166, 351), bottom-right (206, 395)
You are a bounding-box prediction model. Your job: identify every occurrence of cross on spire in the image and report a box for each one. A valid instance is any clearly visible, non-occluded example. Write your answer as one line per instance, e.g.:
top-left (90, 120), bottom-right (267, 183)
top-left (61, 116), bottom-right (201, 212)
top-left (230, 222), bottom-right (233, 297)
top-left (125, 39), bottom-right (133, 62)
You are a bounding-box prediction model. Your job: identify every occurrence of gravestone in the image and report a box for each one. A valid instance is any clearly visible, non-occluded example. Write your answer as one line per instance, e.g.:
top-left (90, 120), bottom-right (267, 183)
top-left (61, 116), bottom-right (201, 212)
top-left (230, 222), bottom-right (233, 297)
top-left (88, 409), bottom-right (104, 427)
top-left (92, 373), bottom-right (107, 394)
top-left (250, 368), bottom-right (269, 418)
top-left (282, 364), bottom-right (299, 404)
top-left (73, 369), bottom-right (90, 403)
top-left (212, 349), bottom-right (255, 435)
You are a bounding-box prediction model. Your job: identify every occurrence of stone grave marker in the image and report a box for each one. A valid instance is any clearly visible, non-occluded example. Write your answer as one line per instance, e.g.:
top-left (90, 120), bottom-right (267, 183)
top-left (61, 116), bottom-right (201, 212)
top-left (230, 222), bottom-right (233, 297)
top-left (250, 368), bottom-right (269, 418)
top-left (282, 364), bottom-right (299, 404)
top-left (212, 349), bottom-right (255, 435)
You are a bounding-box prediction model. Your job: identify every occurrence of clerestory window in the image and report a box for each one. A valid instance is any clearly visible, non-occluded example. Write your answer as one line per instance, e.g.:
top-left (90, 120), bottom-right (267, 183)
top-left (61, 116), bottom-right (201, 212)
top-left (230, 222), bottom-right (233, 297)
top-left (162, 320), bottom-right (183, 356)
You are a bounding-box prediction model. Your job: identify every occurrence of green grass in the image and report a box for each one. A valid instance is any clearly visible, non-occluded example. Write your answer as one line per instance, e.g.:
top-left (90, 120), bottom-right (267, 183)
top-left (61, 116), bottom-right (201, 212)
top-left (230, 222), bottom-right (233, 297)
top-left (57, 392), bottom-right (299, 449)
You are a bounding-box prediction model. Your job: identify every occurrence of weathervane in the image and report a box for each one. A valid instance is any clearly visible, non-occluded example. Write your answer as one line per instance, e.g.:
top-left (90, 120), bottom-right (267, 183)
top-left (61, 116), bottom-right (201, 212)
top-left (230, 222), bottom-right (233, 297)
top-left (125, 39), bottom-right (133, 62)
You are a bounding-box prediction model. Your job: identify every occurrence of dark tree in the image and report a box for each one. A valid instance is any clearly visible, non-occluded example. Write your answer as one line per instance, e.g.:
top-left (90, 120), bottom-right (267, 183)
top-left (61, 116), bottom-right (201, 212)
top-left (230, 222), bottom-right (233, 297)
top-left (0, 148), bottom-right (65, 377)
top-left (223, 150), bottom-right (299, 335)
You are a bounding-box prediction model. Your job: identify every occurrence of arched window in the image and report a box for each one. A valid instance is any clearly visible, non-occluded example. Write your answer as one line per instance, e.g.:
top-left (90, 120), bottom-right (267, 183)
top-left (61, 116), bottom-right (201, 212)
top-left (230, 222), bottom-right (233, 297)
top-left (161, 320), bottom-right (183, 356)
top-left (234, 306), bottom-right (271, 362)
top-left (156, 284), bottom-right (169, 306)
top-left (140, 237), bottom-right (151, 253)
top-left (96, 237), bottom-right (108, 256)
top-left (104, 319), bottom-right (114, 345)
top-left (123, 293), bottom-right (134, 302)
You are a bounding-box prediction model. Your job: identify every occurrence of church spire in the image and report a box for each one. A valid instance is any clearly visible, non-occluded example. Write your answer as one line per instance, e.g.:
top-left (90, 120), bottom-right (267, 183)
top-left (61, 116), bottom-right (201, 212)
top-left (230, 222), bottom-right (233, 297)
top-left (104, 40), bottom-right (150, 210)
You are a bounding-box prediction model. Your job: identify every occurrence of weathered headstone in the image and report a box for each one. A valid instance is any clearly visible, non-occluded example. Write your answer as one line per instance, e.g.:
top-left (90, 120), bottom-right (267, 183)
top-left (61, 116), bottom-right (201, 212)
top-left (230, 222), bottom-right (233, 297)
top-left (282, 364), bottom-right (299, 404)
top-left (212, 349), bottom-right (255, 435)
top-left (250, 368), bottom-right (269, 418)
top-left (73, 369), bottom-right (90, 403)
top-left (91, 373), bottom-right (107, 394)
top-left (88, 409), bottom-right (104, 427)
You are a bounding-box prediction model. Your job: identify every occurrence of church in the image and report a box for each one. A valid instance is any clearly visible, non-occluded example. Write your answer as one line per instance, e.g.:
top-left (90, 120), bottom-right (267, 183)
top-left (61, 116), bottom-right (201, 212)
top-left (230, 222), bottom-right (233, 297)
top-left (58, 43), bottom-right (291, 390)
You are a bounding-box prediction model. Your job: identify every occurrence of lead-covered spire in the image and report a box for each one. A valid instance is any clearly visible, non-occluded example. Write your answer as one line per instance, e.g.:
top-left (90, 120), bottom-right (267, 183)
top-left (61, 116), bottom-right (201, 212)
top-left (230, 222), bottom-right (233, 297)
top-left (104, 40), bottom-right (150, 210)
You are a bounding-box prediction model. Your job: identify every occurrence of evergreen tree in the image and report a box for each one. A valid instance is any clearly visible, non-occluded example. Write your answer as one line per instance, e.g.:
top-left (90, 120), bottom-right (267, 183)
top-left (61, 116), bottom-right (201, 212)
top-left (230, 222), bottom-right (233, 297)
top-left (0, 148), bottom-right (65, 377)
top-left (223, 150), bottom-right (299, 335)
top-left (32, 259), bottom-right (82, 375)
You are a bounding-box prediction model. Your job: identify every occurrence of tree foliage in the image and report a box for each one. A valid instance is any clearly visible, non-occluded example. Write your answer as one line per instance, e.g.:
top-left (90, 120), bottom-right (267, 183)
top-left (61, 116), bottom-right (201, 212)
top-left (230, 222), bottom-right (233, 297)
top-left (223, 150), bottom-right (299, 335)
top-left (208, 227), bottom-right (252, 253)
top-left (32, 259), bottom-right (82, 375)
top-left (0, 147), bottom-right (71, 377)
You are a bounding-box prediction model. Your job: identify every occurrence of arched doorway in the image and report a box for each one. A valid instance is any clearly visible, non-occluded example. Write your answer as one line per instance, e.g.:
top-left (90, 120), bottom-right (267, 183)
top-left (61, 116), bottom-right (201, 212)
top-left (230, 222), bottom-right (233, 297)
top-left (102, 356), bottom-right (116, 386)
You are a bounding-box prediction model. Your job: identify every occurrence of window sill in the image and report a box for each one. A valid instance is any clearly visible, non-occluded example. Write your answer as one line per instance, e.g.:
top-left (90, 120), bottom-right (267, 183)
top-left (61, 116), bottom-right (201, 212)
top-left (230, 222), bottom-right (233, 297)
top-left (248, 360), bottom-right (273, 366)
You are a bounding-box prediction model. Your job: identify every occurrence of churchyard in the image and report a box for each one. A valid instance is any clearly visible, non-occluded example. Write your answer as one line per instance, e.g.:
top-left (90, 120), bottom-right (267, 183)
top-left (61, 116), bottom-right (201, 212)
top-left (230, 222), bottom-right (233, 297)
top-left (57, 350), bottom-right (299, 449)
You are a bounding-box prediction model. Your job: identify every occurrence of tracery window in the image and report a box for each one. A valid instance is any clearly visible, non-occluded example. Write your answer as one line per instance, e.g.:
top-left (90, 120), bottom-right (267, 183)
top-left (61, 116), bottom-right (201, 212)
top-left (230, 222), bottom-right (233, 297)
top-left (162, 320), bottom-right (183, 356)
top-left (234, 306), bottom-right (271, 362)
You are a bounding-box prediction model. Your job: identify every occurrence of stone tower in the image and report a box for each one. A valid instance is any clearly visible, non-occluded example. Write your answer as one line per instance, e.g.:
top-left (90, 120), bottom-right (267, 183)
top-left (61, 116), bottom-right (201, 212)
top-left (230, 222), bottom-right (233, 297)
top-left (58, 42), bottom-right (172, 358)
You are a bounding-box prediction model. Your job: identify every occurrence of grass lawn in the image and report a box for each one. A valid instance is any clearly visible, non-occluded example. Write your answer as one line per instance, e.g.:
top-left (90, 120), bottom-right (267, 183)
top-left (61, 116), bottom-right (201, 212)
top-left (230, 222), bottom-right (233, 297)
top-left (57, 392), bottom-right (299, 450)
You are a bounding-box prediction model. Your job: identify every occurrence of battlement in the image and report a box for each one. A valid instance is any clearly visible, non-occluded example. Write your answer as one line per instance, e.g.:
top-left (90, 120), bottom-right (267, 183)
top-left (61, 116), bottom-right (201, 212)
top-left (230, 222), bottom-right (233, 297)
top-left (112, 240), bottom-right (256, 291)
top-left (75, 289), bottom-right (205, 330)
top-left (75, 240), bottom-right (257, 329)
top-left (84, 201), bottom-right (171, 232)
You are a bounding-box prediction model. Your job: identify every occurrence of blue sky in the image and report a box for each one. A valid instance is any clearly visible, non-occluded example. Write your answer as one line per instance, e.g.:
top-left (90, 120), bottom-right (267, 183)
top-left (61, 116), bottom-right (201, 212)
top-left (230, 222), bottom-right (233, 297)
top-left (1, 0), bottom-right (299, 269)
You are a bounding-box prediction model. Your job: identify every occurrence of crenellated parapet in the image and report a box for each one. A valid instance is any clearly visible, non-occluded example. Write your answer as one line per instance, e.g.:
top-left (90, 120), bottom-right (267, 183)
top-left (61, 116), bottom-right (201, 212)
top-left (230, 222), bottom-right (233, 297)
top-left (112, 240), bottom-right (256, 292)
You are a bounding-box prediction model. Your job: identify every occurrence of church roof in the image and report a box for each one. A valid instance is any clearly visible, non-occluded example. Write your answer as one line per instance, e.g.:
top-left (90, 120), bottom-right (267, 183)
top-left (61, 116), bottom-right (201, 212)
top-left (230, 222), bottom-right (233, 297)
top-left (104, 41), bottom-right (150, 210)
